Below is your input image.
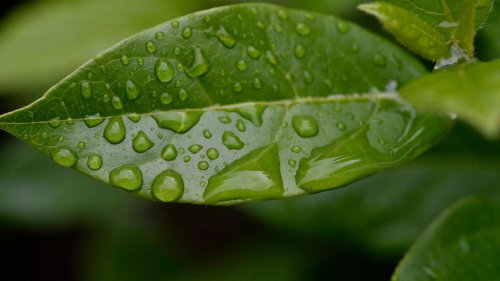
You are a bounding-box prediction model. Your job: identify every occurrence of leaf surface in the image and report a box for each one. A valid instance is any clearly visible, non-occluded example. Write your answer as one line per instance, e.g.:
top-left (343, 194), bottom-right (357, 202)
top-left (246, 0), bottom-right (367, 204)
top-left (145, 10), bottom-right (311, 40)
top-left (392, 197), bottom-right (500, 281)
top-left (401, 60), bottom-right (500, 138)
top-left (0, 4), bottom-right (450, 205)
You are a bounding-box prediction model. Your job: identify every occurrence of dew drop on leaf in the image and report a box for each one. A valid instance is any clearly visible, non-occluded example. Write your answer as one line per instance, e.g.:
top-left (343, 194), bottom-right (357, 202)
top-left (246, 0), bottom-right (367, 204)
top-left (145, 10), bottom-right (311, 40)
top-left (236, 59), bottom-right (248, 71)
top-left (112, 96), bottom-right (123, 110)
top-left (246, 46), bottom-right (261, 59)
top-left (188, 144), bottom-right (203, 154)
top-left (155, 31), bottom-right (164, 40)
top-left (253, 78), bottom-right (262, 90)
top-left (103, 117), bottom-right (126, 144)
top-left (151, 169), bottom-right (184, 202)
top-left (182, 27), bottom-right (193, 39)
top-left (51, 148), bottom-right (78, 168)
top-left (294, 44), bottom-right (306, 59)
top-left (187, 46), bottom-right (211, 78)
top-left (161, 144), bottom-right (177, 161)
top-left (206, 148), bottom-right (219, 160)
top-left (133, 131), bottom-right (155, 153)
top-left (198, 161), bottom-right (209, 170)
top-left (291, 146), bottom-right (302, 153)
top-left (80, 81), bottom-right (92, 99)
top-left (236, 119), bottom-right (246, 132)
top-left (121, 55), bottom-right (130, 65)
top-left (219, 116), bottom-right (232, 124)
top-left (203, 129), bottom-right (212, 139)
top-left (374, 53), bottom-right (387, 67)
top-left (109, 165), bottom-right (143, 191)
top-left (145, 41), bottom-right (156, 53)
top-left (233, 82), bottom-right (243, 93)
top-left (292, 115), bottom-right (319, 138)
top-left (87, 154), bottom-right (103, 170)
top-left (171, 20), bottom-right (179, 29)
top-left (295, 22), bottom-right (311, 36)
top-left (336, 22), bottom-right (350, 34)
top-left (126, 80), bottom-right (140, 101)
top-left (183, 156), bottom-right (191, 162)
top-left (155, 59), bottom-right (175, 83)
top-left (49, 117), bottom-right (62, 128)
top-left (160, 93), bottom-right (173, 105)
top-left (222, 131), bottom-right (245, 150)
top-left (84, 114), bottom-right (104, 128)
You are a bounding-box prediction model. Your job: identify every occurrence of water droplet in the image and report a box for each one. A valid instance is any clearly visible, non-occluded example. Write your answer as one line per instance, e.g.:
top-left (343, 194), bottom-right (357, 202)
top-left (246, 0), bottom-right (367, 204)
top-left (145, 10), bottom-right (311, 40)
top-left (336, 21), bottom-right (350, 34)
top-left (274, 24), bottom-right (283, 33)
top-left (126, 80), bottom-right (140, 101)
top-left (160, 92), bottom-right (173, 105)
top-left (207, 26), bottom-right (236, 48)
top-left (174, 47), bottom-right (181, 55)
top-left (188, 144), bottom-right (203, 154)
top-left (236, 59), bottom-right (248, 71)
top-left (78, 141), bottom-right (86, 149)
top-left (222, 131), bottom-right (244, 150)
top-left (256, 21), bottom-right (265, 29)
top-left (233, 82), bottom-right (243, 93)
top-left (81, 81), bottom-right (92, 99)
top-left (278, 10), bottom-right (289, 20)
top-left (246, 46), bottom-right (261, 59)
top-left (265, 51), bottom-right (279, 65)
top-left (206, 148), bottom-right (219, 160)
top-left (137, 57), bottom-right (144, 66)
top-left (292, 115), bottom-right (319, 138)
top-left (155, 31), bottom-right (164, 40)
top-left (65, 118), bottom-right (75, 125)
top-left (182, 27), bottom-right (192, 39)
top-left (104, 117), bottom-right (126, 144)
top-left (183, 156), bottom-right (191, 162)
top-left (236, 119), bottom-right (246, 132)
top-left (83, 114), bottom-right (103, 128)
top-left (304, 71), bottom-right (314, 84)
top-left (151, 169), bottom-right (184, 202)
top-left (133, 131), bottom-right (155, 153)
top-left (51, 148), bottom-right (78, 168)
top-left (198, 161), bottom-right (209, 170)
top-left (374, 53), bottom-right (387, 67)
top-left (219, 116), bottom-right (232, 124)
top-left (178, 88), bottom-right (189, 101)
top-left (121, 55), bottom-right (130, 65)
top-left (127, 113), bottom-right (141, 123)
top-left (187, 46), bottom-right (210, 78)
top-left (153, 111), bottom-right (202, 133)
top-left (291, 146), bottom-right (302, 153)
top-left (232, 106), bottom-right (266, 126)
top-left (112, 96), bottom-right (123, 110)
top-left (253, 78), bottom-right (262, 89)
top-left (145, 41), bottom-right (156, 53)
top-left (103, 94), bottom-right (110, 103)
top-left (203, 15), bottom-right (212, 23)
top-left (203, 129), bottom-right (212, 139)
top-left (49, 117), bottom-right (61, 128)
top-left (171, 20), bottom-right (179, 29)
top-left (161, 144), bottom-right (177, 161)
top-left (294, 44), bottom-right (306, 59)
top-left (41, 132), bottom-right (48, 139)
top-left (109, 165), bottom-right (143, 191)
top-left (87, 154), bottom-right (103, 170)
top-left (155, 59), bottom-right (175, 83)
top-left (337, 122), bottom-right (347, 130)
top-left (288, 159), bottom-right (297, 168)
top-left (295, 22), bottom-right (311, 36)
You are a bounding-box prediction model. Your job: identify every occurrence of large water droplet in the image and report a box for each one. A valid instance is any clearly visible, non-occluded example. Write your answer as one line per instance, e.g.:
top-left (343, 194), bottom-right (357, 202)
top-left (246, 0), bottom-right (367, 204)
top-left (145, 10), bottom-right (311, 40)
top-left (295, 22), bottom-right (311, 36)
top-left (292, 115), bottom-right (319, 138)
top-left (152, 111), bottom-right (202, 133)
top-left (207, 26), bottom-right (236, 48)
top-left (187, 46), bottom-right (211, 78)
top-left (206, 148), bottom-right (219, 160)
top-left (126, 80), bottom-right (140, 101)
top-left (133, 131), bottom-right (155, 153)
top-left (198, 161), bottom-right (209, 170)
top-left (84, 114), bottom-right (104, 128)
top-left (188, 144), bottom-right (203, 154)
top-left (51, 148), bottom-right (78, 168)
top-left (87, 154), bottom-right (103, 170)
top-left (81, 81), bottom-right (92, 99)
top-left (109, 165), bottom-right (143, 191)
top-left (222, 131), bottom-right (244, 150)
top-left (151, 169), bottom-right (184, 202)
top-left (162, 144), bottom-right (177, 161)
top-left (155, 59), bottom-right (175, 83)
top-left (104, 117), bottom-right (126, 144)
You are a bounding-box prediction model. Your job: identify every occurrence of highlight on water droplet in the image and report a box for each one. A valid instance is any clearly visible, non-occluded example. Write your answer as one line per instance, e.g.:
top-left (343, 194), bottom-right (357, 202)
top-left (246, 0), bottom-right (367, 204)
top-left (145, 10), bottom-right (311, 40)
top-left (51, 148), bottom-right (78, 168)
top-left (151, 169), bottom-right (184, 202)
top-left (222, 131), bottom-right (245, 150)
top-left (155, 59), bottom-right (175, 83)
top-left (109, 164), bottom-right (143, 191)
top-left (133, 131), bottom-right (155, 153)
top-left (292, 115), bottom-right (319, 138)
top-left (103, 117), bottom-right (126, 144)
top-left (81, 81), bottom-right (92, 99)
top-left (87, 154), bottom-right (103, 170)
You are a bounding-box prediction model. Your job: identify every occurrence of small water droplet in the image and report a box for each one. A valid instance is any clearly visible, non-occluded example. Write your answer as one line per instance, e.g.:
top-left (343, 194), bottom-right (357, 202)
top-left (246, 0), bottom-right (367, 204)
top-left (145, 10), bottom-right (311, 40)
top-left (304, 71), bottom-right (314, 84)
top-left (171, 20), bottom-right (179, 29)
top-left (109, 165), bottom-right (143, 191)
top-left (189, 144), bottom-right (203, 154)
top-left (145, 41), bottom-right (156, 53)
top-left (292, 115), bottom-right (319, 138)
top-left (126, 80), bottom-right (140, 101)
top-left (104, 117), bottom-right (126, 144)
top-left (81, 81), bottom-right (92, 99)
top-left (219, 116), bottom-right (232, 124)
top-left (133, 131), bottom-right (155, 153)
top-left (256, 21), bottom-right (265, 29)
top-left (295, 22), bottom-right (311, 36)
top-left (236, 59), bottom-right (248, 71)
top-left (291, 146), bottom-right (302, 153)
top-left (233, 82), bottom-right (243, 93)
top-left (155, 59), bottom-right (175, 83)
top-left (265, 51), bottom-right (279, 65)
top-left (121, 55), bottom-right (130, 65)
top-left (182, 27), bottom-right (192, 39)
top-left (51, 148), bottom-right (78, 168)
top-left (253, 78), bottom-right (262, 89)
top-left (207, 26), bottom-right (236, 48)
top-left (65, 118), bottom-right (75, 125)
top-left (84, 114), bottom-right (104, 128)
top-left (206, 148), bottom-right (219, 160)
top-left (127, 113), bottom-right (141, 123)
top-left (160, 92), bottom-right (173, 105)
top-left (137, 57), bottom-right (144, 66)
top-left (103, 94), bottom-right (110, 103)
top-left (374, 53), bottom-right (387, 67)
top-left (187, 46), bottom-right (210, 78)
top-left (203, 129), bottom-right (212, 139)
top-left (294, 44), bottom-right (306, 59)
top-left (151, 169), bottom-right (184, 202)
top-left (112, 96), bottom-right (123, 110)
top-left (87, 154), bottom-right (103, 170)
top-left (41, 132), bottom-right (48, 139)
top-left (288, 159), bottom-right (297, 168)
top-left (162, 144), bottom-right (177, 161)
top-left (337, 122), bottom-right (347, 130)
top-left (78, 141), bottom-right (86, 149)
top-left (278, 10), bottom-right (289, 20)
top-left (198, 161), bottom-right (209, 170)
top-left (222, 131), bottom-right (244, 150)
top-left (236, 119), bottom-right (246, 132)
top-left (178, 88), bottom-right (189, 101)
top-left (49, 117), bottom-right (62, 128)
top-left (274, 24), bottom-right (283, 33)
top-left (246, 46), bottom-right (261, 59)
top-left (336, 21), bottom-right (350, 34)
top-left (183, 156), bottom-right (191, 162)
top-left (155, 31), bottom-right (164, 40)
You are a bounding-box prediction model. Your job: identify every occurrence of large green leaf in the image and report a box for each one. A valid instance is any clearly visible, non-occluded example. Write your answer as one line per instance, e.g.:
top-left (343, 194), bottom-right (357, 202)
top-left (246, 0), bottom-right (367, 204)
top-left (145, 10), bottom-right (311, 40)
top-left (401, 60), bottom-right (500, 138)
top-left (392, 197), bottom-right (500, 280)
top-left (0, 4), bottom-right (450, 205)
top-left (0, 0), bottom-right (200, 95)
top-left (359, 0), bottom-right (495, 61)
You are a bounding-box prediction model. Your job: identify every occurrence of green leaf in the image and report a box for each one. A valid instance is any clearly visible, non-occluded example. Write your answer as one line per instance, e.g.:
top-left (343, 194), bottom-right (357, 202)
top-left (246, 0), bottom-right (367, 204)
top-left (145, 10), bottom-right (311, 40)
top-left (401, 60), bottom-right (500, 139)
top-left (392, 197), bottom-right (500, 280)
top-left (0, 0), bottom-right (200, 95)
top-left (359, 0), bottom-right (495, 60)
top-left (0, 4), bottom-right (450, 205)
